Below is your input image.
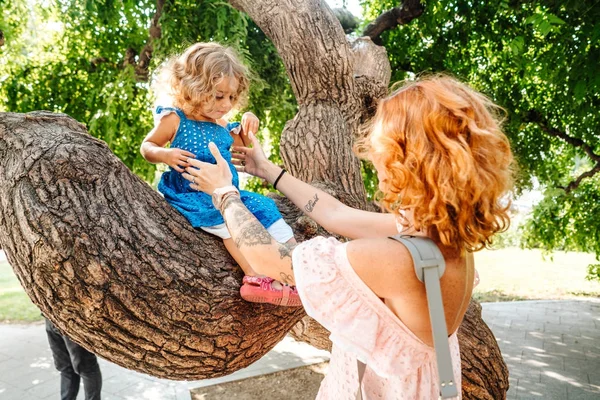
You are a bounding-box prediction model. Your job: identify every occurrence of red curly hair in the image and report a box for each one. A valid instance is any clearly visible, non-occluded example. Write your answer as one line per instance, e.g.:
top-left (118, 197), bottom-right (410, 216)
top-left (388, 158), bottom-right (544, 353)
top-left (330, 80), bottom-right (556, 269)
top-left (356, 75), bottom-right (514, 251)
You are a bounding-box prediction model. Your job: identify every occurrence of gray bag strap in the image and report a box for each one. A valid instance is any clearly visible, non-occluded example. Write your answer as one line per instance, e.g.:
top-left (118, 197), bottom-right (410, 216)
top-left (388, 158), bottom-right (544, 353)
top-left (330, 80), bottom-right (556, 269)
top-left (390, 234), bottom-right (458, 398)
top-left (355, 359), bottom-right (366, 400)
top-left (354, 235), bottom-right (458, 399)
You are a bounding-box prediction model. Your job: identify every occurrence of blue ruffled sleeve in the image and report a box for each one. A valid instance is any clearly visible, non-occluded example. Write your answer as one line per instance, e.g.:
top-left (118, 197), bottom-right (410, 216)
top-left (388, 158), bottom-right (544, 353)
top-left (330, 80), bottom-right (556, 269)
top-left (154, 106), bottom-right (183, 126)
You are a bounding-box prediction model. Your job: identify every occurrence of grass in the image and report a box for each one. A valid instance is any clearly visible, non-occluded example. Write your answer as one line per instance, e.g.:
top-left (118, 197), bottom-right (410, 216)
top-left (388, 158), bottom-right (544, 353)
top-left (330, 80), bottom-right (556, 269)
top-left (0, 248), bottom-right (599, 322)
top-left (473, 247), bottom-right (600, 302)
top-left (0, 261), bottom-right (42, 323)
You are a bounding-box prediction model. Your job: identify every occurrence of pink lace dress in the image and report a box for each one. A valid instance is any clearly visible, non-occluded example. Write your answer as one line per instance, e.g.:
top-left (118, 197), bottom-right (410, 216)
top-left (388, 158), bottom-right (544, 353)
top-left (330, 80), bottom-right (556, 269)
top-left (293, 236), bottom-right (462, 400)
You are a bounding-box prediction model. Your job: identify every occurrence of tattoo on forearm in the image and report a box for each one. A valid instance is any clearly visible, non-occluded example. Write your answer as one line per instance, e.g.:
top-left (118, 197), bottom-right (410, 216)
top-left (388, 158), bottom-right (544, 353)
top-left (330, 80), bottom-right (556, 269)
top-left (279, 272), bottom-right (294, 285)
top-left (304, 193), bottom-right (319, 213)
top-left (279, 242), bottom-right (297, 261)
top-left (221, 197), bottom-right (272, 248)
top-left (221, 195), bottom-right (295, 283)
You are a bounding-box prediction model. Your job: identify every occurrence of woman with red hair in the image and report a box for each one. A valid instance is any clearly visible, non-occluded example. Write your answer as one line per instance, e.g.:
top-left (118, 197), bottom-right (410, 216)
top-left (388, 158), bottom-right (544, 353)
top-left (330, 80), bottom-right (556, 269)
top-left (184, 75), bottom-right (513, 399)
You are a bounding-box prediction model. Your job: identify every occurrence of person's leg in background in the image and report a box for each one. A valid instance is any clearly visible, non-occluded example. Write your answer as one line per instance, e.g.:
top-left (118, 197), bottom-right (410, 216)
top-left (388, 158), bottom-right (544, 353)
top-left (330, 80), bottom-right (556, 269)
top-left (64, 335), bottom-right (102, 400)
top-left (45, 318), bottom-right (81, 400)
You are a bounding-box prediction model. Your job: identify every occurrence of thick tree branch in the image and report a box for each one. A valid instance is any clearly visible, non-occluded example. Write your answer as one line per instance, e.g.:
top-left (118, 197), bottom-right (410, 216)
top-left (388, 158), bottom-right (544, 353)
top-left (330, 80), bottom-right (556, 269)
top-left (227, 0), bottom-right (368, 204)
top-left (123, 0), bottom-right (164, 81)
top-left (564, 162), bottom-right (600, 192)
top-left (362, 0), bottom-right (425, 44)
top-left (0, 111), bottom-right (305, 380)
top-left (526, 110), bottom-right (600, 192)
top-left (0, 30), bottom-right (5, 47)
top-left (228, 0), bottom-right (359, 110)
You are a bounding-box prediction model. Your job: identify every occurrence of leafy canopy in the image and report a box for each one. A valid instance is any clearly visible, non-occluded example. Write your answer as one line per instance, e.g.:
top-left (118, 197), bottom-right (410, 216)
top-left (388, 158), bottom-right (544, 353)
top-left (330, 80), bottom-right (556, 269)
top-left (363, 0), bottom-right (600, 278)
top-left (0, 0), bottom-right (296, 184)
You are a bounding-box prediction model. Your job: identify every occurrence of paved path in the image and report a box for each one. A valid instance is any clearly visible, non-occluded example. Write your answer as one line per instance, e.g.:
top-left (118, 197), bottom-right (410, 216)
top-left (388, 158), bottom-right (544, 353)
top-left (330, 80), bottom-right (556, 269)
top-left (0, 326), bottom-right (330, 400)
top-left (0, 299), bottom-right (598, 400)
top-left (482, 299), bottom-right (600, 400)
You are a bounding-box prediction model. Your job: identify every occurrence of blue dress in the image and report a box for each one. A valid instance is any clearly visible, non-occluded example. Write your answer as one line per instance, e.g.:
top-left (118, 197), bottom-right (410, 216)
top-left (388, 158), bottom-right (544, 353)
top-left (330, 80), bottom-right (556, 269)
top-left (156, 106), bottom-right (283, 229)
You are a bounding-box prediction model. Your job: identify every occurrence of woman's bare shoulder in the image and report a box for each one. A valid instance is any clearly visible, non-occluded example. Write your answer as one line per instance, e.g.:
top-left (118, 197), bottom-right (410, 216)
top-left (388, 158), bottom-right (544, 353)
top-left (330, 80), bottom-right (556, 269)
top-left (346, 238), bottom-right (423, 299)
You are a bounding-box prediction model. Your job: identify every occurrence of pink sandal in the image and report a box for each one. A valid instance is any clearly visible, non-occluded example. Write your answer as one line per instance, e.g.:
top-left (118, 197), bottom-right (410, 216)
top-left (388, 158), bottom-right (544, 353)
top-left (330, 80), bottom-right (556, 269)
top-left (240, 276), bottom-right (302, 307)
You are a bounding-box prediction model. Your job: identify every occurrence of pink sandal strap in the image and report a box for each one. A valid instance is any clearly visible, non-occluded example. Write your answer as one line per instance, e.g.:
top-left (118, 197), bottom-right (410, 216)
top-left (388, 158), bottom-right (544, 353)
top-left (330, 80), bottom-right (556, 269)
top-left (280, 285), bottom-right (291, 306)
top-left (243, 275), bottom-right (274, 285)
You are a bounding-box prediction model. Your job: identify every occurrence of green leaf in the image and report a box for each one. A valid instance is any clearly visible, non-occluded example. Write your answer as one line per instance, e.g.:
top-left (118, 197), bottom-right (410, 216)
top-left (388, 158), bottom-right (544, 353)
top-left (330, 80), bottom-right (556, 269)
top-left (574, 80), bottom-right (587, 100)
top-left (547, 14), bottom-right (566, 25)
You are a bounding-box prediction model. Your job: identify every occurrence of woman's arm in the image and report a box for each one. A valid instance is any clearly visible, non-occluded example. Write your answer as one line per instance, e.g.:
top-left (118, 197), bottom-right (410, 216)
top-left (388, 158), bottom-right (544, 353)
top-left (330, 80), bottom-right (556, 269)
top-left (183, 143), bottom-right (295, 283)
top-left (263, 163), bottom-right (397, 239)
top-left (220, 193), bottom-right (296, 285)
top-left (233, 133), bottom-right (398, 239)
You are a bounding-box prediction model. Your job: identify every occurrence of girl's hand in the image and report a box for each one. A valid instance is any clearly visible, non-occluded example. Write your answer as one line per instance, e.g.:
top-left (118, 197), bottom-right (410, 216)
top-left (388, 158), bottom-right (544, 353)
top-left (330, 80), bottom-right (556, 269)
top-left (183, 142), bottom-right (233, 195)
top-left (241, 112), bottom-right (259, 136)
top-left (231, 132), bottom-right (271, 180)
top-left (164, 148), bottom-right (195, 173)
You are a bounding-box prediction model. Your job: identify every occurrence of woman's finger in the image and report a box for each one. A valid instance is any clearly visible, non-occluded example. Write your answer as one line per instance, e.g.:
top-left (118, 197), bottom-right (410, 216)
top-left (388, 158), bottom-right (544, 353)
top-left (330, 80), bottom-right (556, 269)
top-left (173, 165), bottom-right (184, 173)
top-left (231, 146), bottom-right (249, 153)
top-left (187, 158), bottom-right (212, 169)
top-left (182, 172), bottom-right (205, 185)
top-left (248, 131), bottom-right (260, 146)
top-left (231, 152), bottom-right (247, 160)
top-left (208, 142), bottom-right (227, 165)
top-left (181, 172), bottom-right (194, 182)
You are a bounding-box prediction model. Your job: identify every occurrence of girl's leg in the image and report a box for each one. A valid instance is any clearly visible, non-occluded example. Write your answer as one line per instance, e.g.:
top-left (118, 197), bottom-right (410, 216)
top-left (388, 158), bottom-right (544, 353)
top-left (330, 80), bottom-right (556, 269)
top-left (232, 224), bottom-right (301, 306)
top-left (223, 238), bottom-right (256, 276)
top-left (224, 238), bottom-right (286, 291)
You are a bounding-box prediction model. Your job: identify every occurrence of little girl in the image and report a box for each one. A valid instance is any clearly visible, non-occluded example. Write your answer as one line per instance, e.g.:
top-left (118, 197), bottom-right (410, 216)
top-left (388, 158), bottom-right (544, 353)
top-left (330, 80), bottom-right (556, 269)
top-left (140, 42), bottom-right (301, 307)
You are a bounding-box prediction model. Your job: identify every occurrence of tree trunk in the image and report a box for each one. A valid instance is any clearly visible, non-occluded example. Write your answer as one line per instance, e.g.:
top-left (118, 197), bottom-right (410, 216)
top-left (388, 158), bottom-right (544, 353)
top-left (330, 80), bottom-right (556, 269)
top-left (230, 0), bottom-right (369, 208)
top-left (0, 0), bottom-right (509, 396)
top-left (459, 301), bottom-right (510, 399)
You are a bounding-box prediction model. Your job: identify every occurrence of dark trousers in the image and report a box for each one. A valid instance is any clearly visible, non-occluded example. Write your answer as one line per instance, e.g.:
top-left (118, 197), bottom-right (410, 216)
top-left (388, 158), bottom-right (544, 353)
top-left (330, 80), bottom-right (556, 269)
top-left (45, 318), bottom-right (102, 400)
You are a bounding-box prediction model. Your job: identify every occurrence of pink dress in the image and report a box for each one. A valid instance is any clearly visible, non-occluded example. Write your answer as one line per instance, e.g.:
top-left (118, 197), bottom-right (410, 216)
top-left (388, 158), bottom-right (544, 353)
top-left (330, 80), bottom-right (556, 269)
top-left (293, 236), bottom-right (462, 400)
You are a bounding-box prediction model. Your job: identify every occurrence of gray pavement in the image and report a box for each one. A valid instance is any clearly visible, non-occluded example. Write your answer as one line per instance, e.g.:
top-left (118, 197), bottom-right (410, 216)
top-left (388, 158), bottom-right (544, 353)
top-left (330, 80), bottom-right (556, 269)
top-left (0, 300), bottom-right (598, 399)
top-left (482, 299), bottom-right (600, 400)
top-left (0, 326), bottom-right (330, 400)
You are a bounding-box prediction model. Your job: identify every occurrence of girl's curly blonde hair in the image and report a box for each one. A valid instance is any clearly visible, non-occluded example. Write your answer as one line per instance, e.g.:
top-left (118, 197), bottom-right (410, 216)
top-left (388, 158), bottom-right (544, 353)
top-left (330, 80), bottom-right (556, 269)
top-left (154, 42), bottom-right (250, 115)
top-left (356, 75), bottom-right (514, 252)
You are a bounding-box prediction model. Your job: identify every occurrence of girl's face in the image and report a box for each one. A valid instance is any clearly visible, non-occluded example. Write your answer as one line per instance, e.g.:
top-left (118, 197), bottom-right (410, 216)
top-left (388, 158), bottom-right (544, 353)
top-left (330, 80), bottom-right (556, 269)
top-left (200, 76), bottom-right (239, 120)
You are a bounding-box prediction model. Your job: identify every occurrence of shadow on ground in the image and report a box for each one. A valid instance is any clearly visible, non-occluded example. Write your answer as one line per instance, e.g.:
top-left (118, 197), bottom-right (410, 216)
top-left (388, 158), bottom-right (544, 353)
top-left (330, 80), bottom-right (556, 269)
top-left (190, 362), bottom-right (328, 400)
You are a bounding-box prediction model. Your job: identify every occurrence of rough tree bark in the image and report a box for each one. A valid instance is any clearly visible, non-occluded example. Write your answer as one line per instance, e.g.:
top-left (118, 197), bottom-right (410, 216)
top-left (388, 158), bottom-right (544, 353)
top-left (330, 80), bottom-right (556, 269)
top-left (0, 111), bottom-right (305, 380)
top-left (0, 0), bottom-right (509, 397)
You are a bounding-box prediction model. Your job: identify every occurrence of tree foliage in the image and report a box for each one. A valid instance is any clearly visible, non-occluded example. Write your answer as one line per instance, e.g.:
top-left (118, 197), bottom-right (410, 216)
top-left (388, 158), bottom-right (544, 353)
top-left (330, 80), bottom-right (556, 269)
top-left (363, 0), bottom-right (600, 278)
top-left (0, 0), bottom-right (296, 184)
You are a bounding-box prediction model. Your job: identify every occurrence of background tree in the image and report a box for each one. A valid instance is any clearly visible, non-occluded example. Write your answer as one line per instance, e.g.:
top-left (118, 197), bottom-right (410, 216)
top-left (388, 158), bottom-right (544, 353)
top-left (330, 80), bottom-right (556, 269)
top-left (363, 0), bottom-right (600, 279)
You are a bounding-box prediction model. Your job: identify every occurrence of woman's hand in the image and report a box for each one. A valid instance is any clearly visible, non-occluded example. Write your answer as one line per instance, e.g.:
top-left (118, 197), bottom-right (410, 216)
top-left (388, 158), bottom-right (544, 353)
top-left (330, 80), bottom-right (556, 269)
top-left (182, 143), bottom-right (233, 195)
top-left (163, 148), bottom-right (195, 173)
top-left (231, 132), bottom-right (272, 180)
top-left (241, 112), bottom-right (259, 136)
